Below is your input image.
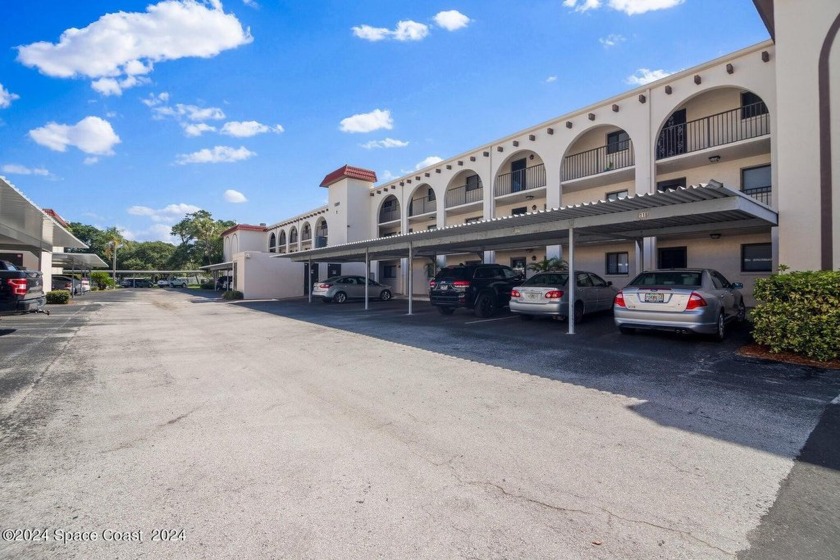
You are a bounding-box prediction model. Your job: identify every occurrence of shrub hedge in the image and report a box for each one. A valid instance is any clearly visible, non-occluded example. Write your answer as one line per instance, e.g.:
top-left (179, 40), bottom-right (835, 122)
top-left (751, 270), bottom-right (840, 361)
top-left (46, 290), bottom-right (71, 304)
top-left (222, 290), bottom-right (244, 300)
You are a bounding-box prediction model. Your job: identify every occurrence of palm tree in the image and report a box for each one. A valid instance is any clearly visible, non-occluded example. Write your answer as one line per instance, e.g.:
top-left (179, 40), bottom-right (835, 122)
top-left (102, 226), bottom-right (125, 285)
top-left (527, 256), bottom-right (567, 273)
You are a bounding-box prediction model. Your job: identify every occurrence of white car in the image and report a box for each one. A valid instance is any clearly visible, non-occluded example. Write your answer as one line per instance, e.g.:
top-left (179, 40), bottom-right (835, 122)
top-left (170, 278), bottom-right (188, 288)
top-left (156, 279), bottom-right (171, 288)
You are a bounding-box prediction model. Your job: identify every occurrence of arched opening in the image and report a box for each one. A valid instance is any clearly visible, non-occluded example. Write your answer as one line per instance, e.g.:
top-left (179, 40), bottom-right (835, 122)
top-left (278, 230), bottom-right (287, 253)
top-left (268, 232), bottom-right (277, 253)
top-left (562, 125), bottom-right (635, 183)
top-left (378, 195), bottom-right (401, 224)
top-left (494, 151), bottom-right (546, 197)
top-left (289, 226), bottom-right (298, 252)
top-left (315, 218), bottom-right (329, 248)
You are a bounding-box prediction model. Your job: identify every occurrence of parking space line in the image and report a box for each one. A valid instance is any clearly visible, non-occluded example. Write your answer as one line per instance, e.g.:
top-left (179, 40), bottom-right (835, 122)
top-left (831, 393), bottom-right (840, 405)
top-left (464, 316), bottom-right (519, 325)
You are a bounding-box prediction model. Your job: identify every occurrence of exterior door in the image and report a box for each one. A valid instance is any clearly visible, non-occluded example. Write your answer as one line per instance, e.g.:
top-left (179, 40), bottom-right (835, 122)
top-left (511, 158), bottom-right (527, 192)
top-left (656, 109), bottom-right (686, 159)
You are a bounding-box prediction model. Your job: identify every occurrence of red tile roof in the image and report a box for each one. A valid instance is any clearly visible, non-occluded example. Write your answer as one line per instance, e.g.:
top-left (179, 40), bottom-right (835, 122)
top-left (43, 208), bottom-right (70, 228)
top-left (220, 223), bottom-right (267, 237)
top-left (320, 165), bottom-right (377, 188)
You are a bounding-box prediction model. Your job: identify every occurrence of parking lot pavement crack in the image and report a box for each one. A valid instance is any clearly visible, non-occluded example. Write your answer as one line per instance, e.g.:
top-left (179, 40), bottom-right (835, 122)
top-left (465, 478), bottom-right (594, 518)
top-left (600, 508), bottom-right (736, 557)
top-left (160, 404), bottom-right (204, 427)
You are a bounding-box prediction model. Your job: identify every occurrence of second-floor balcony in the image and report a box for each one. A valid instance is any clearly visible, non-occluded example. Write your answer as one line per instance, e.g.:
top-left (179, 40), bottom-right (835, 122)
top-left (656, 102), bottom-right (769, 160)
top-left (409, 195), bottom-right (437, 217)
top-left (445, 183), bottom-right (483, 208)
top-left (379, 207), bottom-right (400, 223)
top-left (563, 140), bottom-right (635, 182)
top-left (495, 164), bottom-right (547, 197)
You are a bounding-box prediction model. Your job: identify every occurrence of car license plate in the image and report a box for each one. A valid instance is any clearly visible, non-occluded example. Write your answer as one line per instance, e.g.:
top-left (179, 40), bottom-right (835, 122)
top-left (526, 292), bottom-right (540, 301)
top-left (644, 293), bottom-right (665, 303)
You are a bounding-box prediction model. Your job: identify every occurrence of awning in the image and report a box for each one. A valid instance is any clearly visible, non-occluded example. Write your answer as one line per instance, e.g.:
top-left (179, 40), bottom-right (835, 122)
top-left (52, 252), bottom-right (109, 269)
top-left (281, 182), bottom-right (778, 263)
top-left (200, 261), bottom-right (234, 272)
top-left (0, 176), bottom-right (87, 253)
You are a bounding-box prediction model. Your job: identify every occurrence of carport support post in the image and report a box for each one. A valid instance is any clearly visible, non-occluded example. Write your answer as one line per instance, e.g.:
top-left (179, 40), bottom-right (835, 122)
top-left (307, 257), bottom-right (312, 303)
top-left (365, 248), bottom-right (370, 311)
top-left (408, 242), bottom-right (413, 316)
top-left (568, 225), bottom-right (575, 335)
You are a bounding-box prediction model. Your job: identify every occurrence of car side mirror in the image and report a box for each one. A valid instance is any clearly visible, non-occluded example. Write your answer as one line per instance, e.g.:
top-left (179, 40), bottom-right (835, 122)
top-left (731, 282), bottom-right (744, 289)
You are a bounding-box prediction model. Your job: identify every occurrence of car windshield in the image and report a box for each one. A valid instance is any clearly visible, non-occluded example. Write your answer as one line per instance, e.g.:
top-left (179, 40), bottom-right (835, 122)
top-left (521, 273), bottom-right (568, 287)
top-left (630, 271), bottom-right (702, 287)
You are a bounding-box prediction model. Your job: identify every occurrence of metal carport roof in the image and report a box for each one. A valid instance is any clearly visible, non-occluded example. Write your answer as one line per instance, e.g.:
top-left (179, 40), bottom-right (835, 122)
top-left (0, 176), bottom-right (87, 253)
top-left (281, 182), bottom-right (777, 264)
top-left (52, 252), bottom-right (109, 269)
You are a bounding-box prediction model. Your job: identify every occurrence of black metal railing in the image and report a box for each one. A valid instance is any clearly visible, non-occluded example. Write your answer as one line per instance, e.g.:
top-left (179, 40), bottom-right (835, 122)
top-left (562, 140), bottom-right (634, 181)
top-left (315, 235), bottom-right (328, 248)
top-left (656, 102), bottom-right (769, 160)
top-left (289, 233), bottom-right (298, 243)
top-left (495, 164), bottom-right (546, 196)
top-left (409, 195), bottom-right (437, 216)
top-left (744, 185), bottom-right (772, 205)
top-left (301, 229), bottom-right (312, 242)
top-left (379, 207), bottom-right (400, 223)
top-left (445, 184), bottom-right (483, 208)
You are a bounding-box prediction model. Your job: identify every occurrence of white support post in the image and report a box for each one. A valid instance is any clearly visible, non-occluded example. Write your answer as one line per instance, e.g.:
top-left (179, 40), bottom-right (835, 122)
top-left (567, 226), bottom-right (575, 335)
top-left (408, 242), bottom-right (414, 316)
top-left (307, 257), bottom-right (312, 303)
top-left (365, 248), bottom-right (370, 311)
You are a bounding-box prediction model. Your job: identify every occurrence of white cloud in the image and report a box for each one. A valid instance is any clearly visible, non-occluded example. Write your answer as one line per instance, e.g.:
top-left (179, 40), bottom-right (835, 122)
top-left (17, 0), bottom-right (252, 95)
top-left (416, 156), bottom-right (443, 170)
top-left (29, 116), bottom-right (121, 155)
top-left (223, 189), bottom-right (247, 203)
top-left (564, 0), bottom-right (684, 15)
top-left (339, 109), bottom-right (393, 133)
top-left (0, 83), bottom-right (20, 108)
top-left (1, 164), bottom-right (50, 176)
top-left (154, 103), bottom-right (225, 121)
top-left (142, 92), bottom-right (170, 107)
top-left (128, 202), bottom-right (202, 222)
top-left (378, 170), bottom-right (396, 183)
top-left (361, 138), bottom-right (409, 149)
top-left (434, 10), bottom-right (471, 31)
top-left (220, 120), bottom-right (284, 137)
top-left (183, 123), bottom-right (217, 137)
top-left (599, 34), bottom-right (626, 47)
top-left (84, 156), bottom-right (100, 165)
top-left (175, 145), bottom-right (255, 164)
top-left (352, 20), bottom-right (429, 42)
top-left (242, 0), bottom-right (259, 7)
top-left (545, 76), bottom-right (558, 83)
top-left (626, 67), bottom-right (671, 85)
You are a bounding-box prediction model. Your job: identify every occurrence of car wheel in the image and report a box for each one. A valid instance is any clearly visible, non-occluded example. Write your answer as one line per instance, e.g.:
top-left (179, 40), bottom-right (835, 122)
top-left (619, 326), bottom-right (635, 335)
top-left (474, 293), bottom-right (497, 318)
top-left (333, 291), bottom-right (347, 304)
top-left (573, 301), bottom-right (584, 323)
top-left (736, 300), bottom-right (746, 323)
top-left (437, 306), bottom-right (455, 315)
top-left (714, 312), bottom-right (726, 342)
top-left (380, 290), bottom-right (392, 301)
top-left (519, 314), bottom-right (534, 321)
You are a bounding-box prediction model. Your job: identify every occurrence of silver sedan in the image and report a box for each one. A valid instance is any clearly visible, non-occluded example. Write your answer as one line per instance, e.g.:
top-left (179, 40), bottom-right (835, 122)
top-left (509, 271), bottom-right (617, 322)
top-left (613, 268), bottom-right (746, 340)
top-left (312, 275), bottom-right (392, 303)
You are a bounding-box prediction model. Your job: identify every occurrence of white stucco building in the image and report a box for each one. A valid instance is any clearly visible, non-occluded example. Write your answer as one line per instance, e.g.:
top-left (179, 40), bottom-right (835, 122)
top-left (220, 0), bottom-right (839, 306)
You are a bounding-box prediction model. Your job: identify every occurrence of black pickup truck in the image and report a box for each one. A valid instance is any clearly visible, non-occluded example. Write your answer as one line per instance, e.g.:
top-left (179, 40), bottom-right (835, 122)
top-left (0, 260), bottom-right (47, 315)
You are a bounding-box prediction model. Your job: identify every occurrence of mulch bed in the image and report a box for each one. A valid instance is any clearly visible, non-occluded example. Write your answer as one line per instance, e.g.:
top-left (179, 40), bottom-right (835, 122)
top-left (738, 344), bottom-right (840, 370)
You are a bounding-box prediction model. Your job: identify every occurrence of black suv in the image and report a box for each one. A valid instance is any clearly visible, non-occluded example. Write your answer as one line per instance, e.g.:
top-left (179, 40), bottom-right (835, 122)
top-left (429, 264), bottom-right (523, 317)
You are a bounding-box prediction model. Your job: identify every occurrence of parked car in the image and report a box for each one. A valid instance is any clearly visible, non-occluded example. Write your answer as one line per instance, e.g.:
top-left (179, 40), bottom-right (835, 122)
top-left (1, 260), bottom-right (46, 315)
top-left (429, 263), bottom-right (523, 317)
top-left (79, 278), bottom-right (91, 293)
top-left (509, 271), bottom-right (617, 322)
top-left (216, 276), bottom-right (233, 290)
top-left (313, 275), bottom-right (392, 303)
top-left (121, 278), bottom-right (153, 288)
top-left (157, 279), bottom-right (171, 288)
top-left (52, 275), bottom-right (80, 295)
top-left (170, 278), bottom-right (188, 288)
top-left (613, 268), bottom-right (746, 340)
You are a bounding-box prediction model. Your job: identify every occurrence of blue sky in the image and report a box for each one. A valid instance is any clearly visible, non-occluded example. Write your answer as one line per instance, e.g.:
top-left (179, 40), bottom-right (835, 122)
top-left (0, 0), bottom-right (770, 243)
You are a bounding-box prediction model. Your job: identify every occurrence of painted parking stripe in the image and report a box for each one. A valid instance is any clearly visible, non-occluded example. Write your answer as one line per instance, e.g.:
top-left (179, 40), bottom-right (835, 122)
top-left (464, 316), bottom-right (519, 325)
top-left (831, 393), bottom-right (840, 405)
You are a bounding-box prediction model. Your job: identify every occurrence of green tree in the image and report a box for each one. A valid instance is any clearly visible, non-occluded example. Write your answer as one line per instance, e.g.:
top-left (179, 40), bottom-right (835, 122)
top-left (528, 257), bottom-right (568, 272)
top-left (171, 210), bottom-right (234, 266)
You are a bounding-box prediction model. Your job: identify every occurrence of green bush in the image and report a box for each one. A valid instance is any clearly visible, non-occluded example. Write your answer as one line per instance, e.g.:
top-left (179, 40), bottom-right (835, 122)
top-left (91, 271), bottom-right (115, 290)
top-left (751, 270), bottom-right (840, 361)
top-left (46, 290), bottom-right (71, 304)
top-left (222, 290), bottom-right (244, 300)
top-left (200, 281), bottom-right (215, 290)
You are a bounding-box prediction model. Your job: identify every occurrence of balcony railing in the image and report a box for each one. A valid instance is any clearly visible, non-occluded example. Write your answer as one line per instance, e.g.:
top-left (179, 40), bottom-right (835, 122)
top-left (744, 186), bottom-right (772, 206)
top-left (446, 184), bottom-right (483, 208)
top-left (379, 207), bottom-right (400, 223)
top-left (562, 140), bottom-right (634, 182)
top-left (315, 235), bottom-right (328, 248)
top-left (409, 195), bottom-right (437, 216)
top-left (495, 164), bottom-right (546, 197)
top-left (656, 103), bottom-right (769, 160)
top-left (301, 230), bottom-right (312, 242)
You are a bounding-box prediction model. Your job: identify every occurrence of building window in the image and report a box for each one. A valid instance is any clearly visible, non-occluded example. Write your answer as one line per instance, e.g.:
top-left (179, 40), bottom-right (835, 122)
top-left (657, 177), bottom-right (686, 192)
top-left (742, 164), bottom-right (771, 205)
top-left (466, 174), bottom-right (481, 191)
top-left (658, 247), bottom-right (687, 269)
top-left (606, 190), bottom-right (628, 202)
top-left (427, 225), bottom-right (437, 230)
top-left (328, 263), bottom-right (342, 277)
top-left (510, 257), bottom-right (526, 276)
top-left (383, 265), bottom-right (397, 278)
top-left (269, 232), bottom-right (276, 253)
top-left (465, 216), bottom-right (481, 224)
top-left (427, 189), bottom-right (436, 201)
top-left (605, 252), bottom-right (629, 275)
top-left (742, 243), bottom-right (772, 272)
top-left (741, 91), bottom-right (768, 119)
top-left (511, 206), bottom-right (528, 216)
top-left (606, 130), bottom-right (630, 154)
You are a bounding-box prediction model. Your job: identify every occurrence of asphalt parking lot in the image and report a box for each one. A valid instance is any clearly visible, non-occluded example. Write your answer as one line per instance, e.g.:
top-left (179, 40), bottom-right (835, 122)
top-left (1, 289), bottom-right (838, 559)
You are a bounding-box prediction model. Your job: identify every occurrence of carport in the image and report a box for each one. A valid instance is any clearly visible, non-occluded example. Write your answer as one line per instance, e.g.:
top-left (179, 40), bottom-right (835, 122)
top-left (0, 177), bottom-right (86, 256)
top-left (283, 182), bottom-right (778, 333)
top-left (51, 252), bottom-right (109, 297)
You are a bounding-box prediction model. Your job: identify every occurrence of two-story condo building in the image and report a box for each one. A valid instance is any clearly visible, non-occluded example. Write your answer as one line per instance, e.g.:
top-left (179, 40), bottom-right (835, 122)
top-left (217, 0), bottom-right (839, 308)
